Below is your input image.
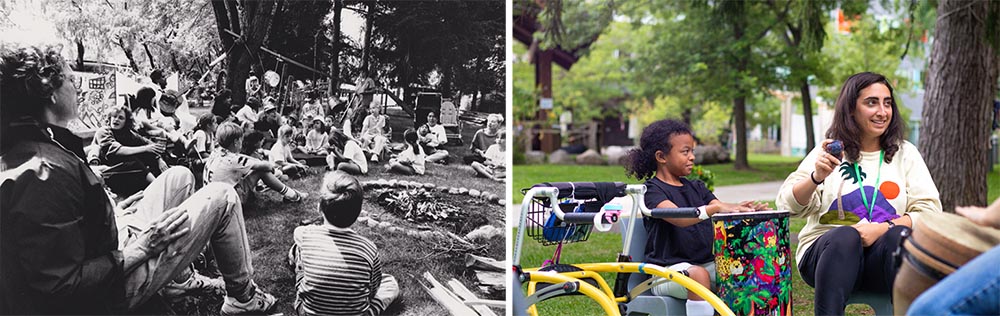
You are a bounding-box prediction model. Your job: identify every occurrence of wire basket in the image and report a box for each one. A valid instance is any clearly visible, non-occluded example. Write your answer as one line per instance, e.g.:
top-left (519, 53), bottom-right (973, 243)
top-left (524, 195), bottom-right (602, 246)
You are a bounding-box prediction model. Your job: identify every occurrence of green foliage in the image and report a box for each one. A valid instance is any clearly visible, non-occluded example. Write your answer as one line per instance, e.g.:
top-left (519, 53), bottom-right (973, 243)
top-left (693, 101), bottom-right (732, 146)
top-left (686, 165), bottom-right (716, 191)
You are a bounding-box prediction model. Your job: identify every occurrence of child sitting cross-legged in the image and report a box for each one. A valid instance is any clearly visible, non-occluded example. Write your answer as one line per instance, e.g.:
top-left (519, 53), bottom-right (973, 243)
top-left (288, 171), bottom-right (399, 316)
top-left (471, 130), bottom-right (506, 182)
top-left (385, 128), bottom-right (426, 175)
top-left (326, 128), bottom-right (368, 175)
top-left (270, 125), bottom-right (309, 179)
top-left (204, 122), bottom-right (308, 203)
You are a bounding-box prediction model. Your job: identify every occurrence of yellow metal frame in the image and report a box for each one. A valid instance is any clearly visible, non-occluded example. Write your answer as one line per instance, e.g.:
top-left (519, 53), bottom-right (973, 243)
top-left (522, 262), bottom-right (735, 316)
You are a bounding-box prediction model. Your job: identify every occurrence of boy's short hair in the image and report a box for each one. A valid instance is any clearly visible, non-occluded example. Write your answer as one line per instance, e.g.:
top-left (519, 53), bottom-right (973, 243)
top-left (216, 122), bottom-right (244, 149)
top-left (278, 124), bottom-right (294, 138)
top-left (319, 171), bottom-right (364, 228)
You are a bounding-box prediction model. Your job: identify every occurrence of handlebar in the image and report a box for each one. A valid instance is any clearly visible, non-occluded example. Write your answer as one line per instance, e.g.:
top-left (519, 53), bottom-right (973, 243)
top-left (648, 207), bottom-right (700, 219)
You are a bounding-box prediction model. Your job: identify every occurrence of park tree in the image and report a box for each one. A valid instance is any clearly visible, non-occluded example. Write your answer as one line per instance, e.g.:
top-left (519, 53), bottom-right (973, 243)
top-left (211, 0), bottom-right (282, 105)
top-left (919, 0), bottom-right (1000, 211)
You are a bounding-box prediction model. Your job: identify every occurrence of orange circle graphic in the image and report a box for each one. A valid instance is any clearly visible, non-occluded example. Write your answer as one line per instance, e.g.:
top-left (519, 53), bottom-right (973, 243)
top-left (880, 182), bottom-right (900, 200)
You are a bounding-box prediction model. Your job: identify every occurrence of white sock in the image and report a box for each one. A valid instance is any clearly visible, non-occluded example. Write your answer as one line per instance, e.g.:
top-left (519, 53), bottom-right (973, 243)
top-left (686, 299), bottom-right (714, 316)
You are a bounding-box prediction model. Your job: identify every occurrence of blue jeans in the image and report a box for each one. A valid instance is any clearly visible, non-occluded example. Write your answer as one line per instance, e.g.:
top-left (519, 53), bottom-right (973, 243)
top-left (908, 245), bottom-right (1000, 315)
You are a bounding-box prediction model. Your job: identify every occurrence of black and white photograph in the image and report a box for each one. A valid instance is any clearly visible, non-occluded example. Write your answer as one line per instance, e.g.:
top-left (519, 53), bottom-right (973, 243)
top-left (0, 0), bottom-right (506, 315)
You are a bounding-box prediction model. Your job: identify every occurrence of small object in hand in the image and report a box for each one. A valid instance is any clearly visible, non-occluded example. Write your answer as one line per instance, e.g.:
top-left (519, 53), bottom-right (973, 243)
top-left (825, 140), bottom-right (843, 159)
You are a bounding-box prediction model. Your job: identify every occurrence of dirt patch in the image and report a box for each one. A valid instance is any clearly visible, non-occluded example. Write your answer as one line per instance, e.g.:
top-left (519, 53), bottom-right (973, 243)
top-left (368, 187), bottom-right (499, 236)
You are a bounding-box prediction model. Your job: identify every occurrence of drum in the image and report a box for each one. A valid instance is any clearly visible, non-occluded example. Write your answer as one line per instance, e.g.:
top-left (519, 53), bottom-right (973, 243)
top-left (892, 211), bottom-right (1000, 315)
top-left (712, 210), bottom-right (792, 316)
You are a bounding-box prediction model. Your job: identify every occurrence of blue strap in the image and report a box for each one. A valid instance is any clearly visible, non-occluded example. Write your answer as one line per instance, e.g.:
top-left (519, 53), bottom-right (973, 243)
top-left (638, 262), bottom-right (647, 275)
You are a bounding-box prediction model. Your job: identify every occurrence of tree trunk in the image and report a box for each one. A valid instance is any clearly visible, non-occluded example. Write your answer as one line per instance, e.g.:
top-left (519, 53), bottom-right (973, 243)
top-left (75, 38), bottom-right (85, 70)
top-left (143, 42), bottom-right (156, 69)
top-left (118, 38), bottom-right (140, 73)
top-left (731, 4), bottom-right (751, 170)
top-left (330, 0), bottom-right (343, 93)
top-left (212, 0), bottom-right (280, 105)
top-left (361, 1), bottom-right (374, 74)
top-left (919, 0), bottom-right (1000, 212)
top-left (800, 78), bottom-right (816, 153)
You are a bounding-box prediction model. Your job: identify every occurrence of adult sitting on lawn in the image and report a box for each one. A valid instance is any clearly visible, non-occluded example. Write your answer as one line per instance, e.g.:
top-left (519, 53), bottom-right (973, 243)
top-left (418, 111), bottom-right (450, 164)
top-left (205, 122), bottom-right (308, 203)
top-left (270, 125), bottom-right (309, 179)
top-left (624, 119), bottom-right (768, 316)
top-left (211, 89), bottom-right (233, 121)
top-left (288, 170), bottom-right (399, 316)
top-left (360, 101), bottom-right (390, 162)
top-left (235, 96), bottom-right (261, 128)
top-left (326, 128), bottom-right (368, 175)
top-left (93, 105), bottom-right (168, 185)
top-left (386, 128), bottom-right (426, 176)
top-left (471, 130), bottom-right (506, 182)
top-left (776, 72), bottom-right (941, 315)
top-left (465, 113), bottom-right (503, 164)
top-left (0, 44), bottom-right (277, 314)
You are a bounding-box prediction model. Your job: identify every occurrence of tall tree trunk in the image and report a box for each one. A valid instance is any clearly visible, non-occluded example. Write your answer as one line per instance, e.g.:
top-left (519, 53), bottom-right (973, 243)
top-left (731, 4), bottom-right (751, 170)
top-left (919, 0), bottom-right (1000, 212)
top-left (800, 78), bottom-right (816, 153)
top-left (75, 38), bottom-right (85, 70)
top-left (330, 0), bottom-right (343, 93)
top-left (143, 42), bottom-right (156, 69)
top-left (212, 0), bottom-right (280, 105)
top-left (361, 1), bottom-right (374, 74)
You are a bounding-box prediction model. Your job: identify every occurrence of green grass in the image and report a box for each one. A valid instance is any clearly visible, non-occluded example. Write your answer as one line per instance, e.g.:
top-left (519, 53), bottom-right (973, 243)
top-left (988, 164), bottom-right (999, 202)
top-left (513, 154), bottom-right (802, 204)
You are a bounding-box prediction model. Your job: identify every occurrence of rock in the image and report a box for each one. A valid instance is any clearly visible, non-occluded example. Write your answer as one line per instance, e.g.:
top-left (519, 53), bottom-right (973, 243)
top-left (387, 179), bottom-right (398, 188)
top-left (465, 225), bottom-right (503, 241)
top-left (424, 183), bottom-right (436, 190)
top-left (469, 189), bottom-right (481, 198)
top-left (498, 199), bottom-right (506, 206)
top-left (457, 187), bottom-right (469, 195)
top-left (377, 221), bottom-right (392, 230)
top-left (524, 151), bottom-right (546, 164)
top-left (366, 218), bottom-right (379, 228)
top-left (604, 146), bottom-right (634, 166)
top-left (692, 145), bottom-right (731, 165)
top-left (575, 149), bottom-right (605, 165)
top-left (547, 149), bottom-right (572, 164)
top-left (448, 187), bottom-right (459, 195)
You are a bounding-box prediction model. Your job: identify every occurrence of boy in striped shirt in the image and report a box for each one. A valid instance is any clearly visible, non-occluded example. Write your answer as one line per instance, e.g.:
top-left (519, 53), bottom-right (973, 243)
top-left (288, 171), bottom-right (399, 315)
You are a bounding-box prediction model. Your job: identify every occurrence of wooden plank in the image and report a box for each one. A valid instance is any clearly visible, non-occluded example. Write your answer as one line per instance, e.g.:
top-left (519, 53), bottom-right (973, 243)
top-left (474, 270), bottom-right (505, 289)
top-left (422, 272), bottom-right (478, 316)
top-left (446, 279), bottom-right (498, 316)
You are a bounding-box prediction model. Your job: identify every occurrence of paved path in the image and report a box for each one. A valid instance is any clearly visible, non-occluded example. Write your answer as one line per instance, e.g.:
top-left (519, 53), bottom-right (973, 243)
top-left (509, 181), bottom-right (786, 227)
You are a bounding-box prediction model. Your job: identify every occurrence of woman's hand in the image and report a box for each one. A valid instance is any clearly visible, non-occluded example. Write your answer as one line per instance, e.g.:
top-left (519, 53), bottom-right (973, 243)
top-left (813, 139), bottom-right (843, 181)
top-left (852, 222), bottom-right (888, 247)
top-left (130, 208), bottom-right (190, 258)
top-left (145, 143), bottom-right (166, 155)
top-left (716, 202), bottom-right (754, 214)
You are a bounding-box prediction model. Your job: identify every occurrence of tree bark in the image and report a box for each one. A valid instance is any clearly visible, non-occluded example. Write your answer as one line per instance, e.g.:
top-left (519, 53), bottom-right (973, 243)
top-left (118, 37), bottom-right (140, 73)
top-left (75, 38), bottom-right (85, 70)
top-left (212, 0), bottom-right (280, 105)
top-left (330, 0), bottom-right (343, 93)
top-left (731, 3), bottom-right (751, 170)
top-left (919, 0), bottom-right (1000, 212)
top-left (361, 1), bottom-right (374, 74)
top-left (143, 42), bottom-right (156, 69)
top-left (800, 78), bottom-right (816, 153)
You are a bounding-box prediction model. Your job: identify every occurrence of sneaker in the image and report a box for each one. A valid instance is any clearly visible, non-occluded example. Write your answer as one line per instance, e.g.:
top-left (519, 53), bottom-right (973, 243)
top-left (159, 271), bottom-right (224, 298)
top-left (283, 189), bottom-right (309, 203)
top-left (220, 284), bottom-right (276, 315)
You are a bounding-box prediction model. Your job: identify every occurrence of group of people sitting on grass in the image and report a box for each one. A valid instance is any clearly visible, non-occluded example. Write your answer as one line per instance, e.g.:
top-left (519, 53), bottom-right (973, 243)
top-left (0, 45), bottom-right (410, 315)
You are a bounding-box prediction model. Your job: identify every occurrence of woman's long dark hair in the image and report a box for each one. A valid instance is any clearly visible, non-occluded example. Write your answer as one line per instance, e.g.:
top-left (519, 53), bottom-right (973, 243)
top-left (624, 119), bottom-right (693, 180)
top-left (403, 128), bottom-right (419, 156)
top-left (826, 72), bottom-right (905, 164)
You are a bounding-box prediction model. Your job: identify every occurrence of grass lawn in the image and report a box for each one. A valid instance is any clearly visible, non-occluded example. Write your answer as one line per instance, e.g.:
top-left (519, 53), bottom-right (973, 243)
top-left (513, 154), bottom-right (803, 204)
top-left (160, 106), bottom-right (505, 315)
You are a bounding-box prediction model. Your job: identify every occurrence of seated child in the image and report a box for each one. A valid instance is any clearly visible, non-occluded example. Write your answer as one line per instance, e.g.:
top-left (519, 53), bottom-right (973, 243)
top-left (92, 105), bottom-right (168, 185)
top-left (304, 118), bottom-right (330, 155)
top-left (326, 128), bottom-right (368, 175)
top-left (204, 122), bottom-right (308, 203)
top-left (190, 113), bottom-right (219, 159)
top-left (360, 102), bottom-right (389, 161)
top-left (471, 130), bottom-right (506, 182)
top-left (622, 119), bottom-right (768, 316)
top-left (386, 128), bottom-right (425, 176)
top-left (418, 111), bottom-right (450, 164)
top-left (287, 171), bottom-right (399, 316)
top-left (270, 125), bottom-right (309, 179)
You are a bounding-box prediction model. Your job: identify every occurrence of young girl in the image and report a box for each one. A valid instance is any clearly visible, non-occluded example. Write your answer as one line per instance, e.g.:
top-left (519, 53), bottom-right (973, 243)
top-left (325, 129), bottom-right (368, 175)
top-left (304, 118), bottom-right (330, 155)
top-left (190, 113), bottom-right (219, 158)
top-left (270, 125), bottom-right (309, 179)
top-left (386, 128), bottom-right (425, 175)
top-left (471, 130), bottom-right (505, 182)
top-left (92, 105), bottom-right (168, 186)
top-left (623, 119), bottom-right (767, 316)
